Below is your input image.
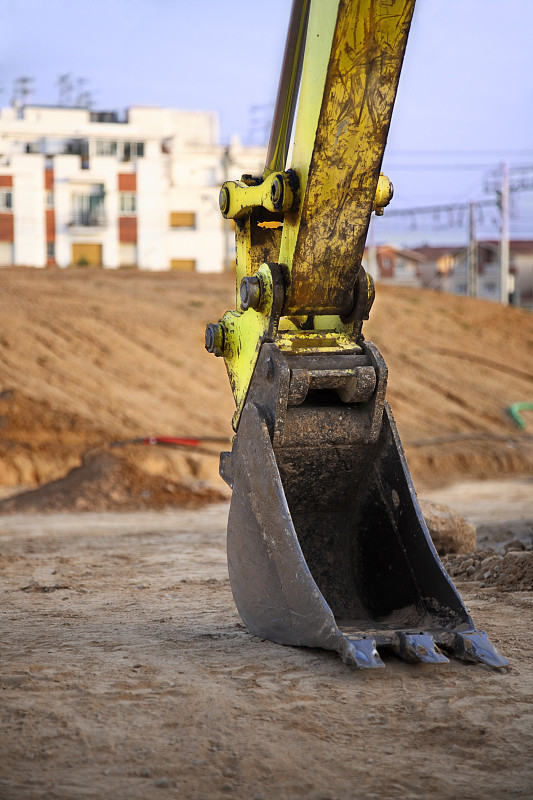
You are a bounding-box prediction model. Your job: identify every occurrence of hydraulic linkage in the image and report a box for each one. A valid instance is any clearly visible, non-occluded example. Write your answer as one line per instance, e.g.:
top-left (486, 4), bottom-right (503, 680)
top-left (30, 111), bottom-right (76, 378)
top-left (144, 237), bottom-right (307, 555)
top-left (205, 0), bottom-right (507, 669)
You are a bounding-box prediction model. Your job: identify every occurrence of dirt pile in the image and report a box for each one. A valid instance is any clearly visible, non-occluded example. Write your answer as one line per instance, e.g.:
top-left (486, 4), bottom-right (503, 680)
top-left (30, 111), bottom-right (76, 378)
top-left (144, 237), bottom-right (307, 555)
top-left (0, 389), bottom-right (107, 487)
top-left (1, 267), bottom-right (533, 510)
top-left (419, 499), bottom-right (477, 554)
top-left (442, 545), bottom-right (533, 591)
top-left (0, 446), bottom-right (225, 513)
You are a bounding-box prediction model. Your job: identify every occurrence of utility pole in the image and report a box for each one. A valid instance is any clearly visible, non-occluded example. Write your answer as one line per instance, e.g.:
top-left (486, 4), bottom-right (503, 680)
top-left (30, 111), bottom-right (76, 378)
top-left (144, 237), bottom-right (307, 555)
top-left (467, 201), bottom-right (477, 298)
top-left (499, 161), bottom-right (510, 305)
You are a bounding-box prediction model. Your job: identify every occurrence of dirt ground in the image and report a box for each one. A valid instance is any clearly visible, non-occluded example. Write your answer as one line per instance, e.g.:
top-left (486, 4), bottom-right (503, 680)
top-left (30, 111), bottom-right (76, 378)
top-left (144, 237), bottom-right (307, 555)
top-left (1, 269), bottom-right (533, 798)
top-left (1, 268), bottom-right (533, 503)
top-left (1, 479), bottom-right (533, 800)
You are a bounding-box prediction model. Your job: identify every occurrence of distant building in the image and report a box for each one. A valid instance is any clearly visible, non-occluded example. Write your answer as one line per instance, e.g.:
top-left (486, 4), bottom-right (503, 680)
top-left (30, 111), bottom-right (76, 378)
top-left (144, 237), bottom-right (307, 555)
top-left (363, 244), bottom-right (425, 287)
top-left (412, 241), bottom-right (533, 309)
top-left (361, 241), bottom-right (533, 309)
top-left (0, 104), bottom-right (265, 271)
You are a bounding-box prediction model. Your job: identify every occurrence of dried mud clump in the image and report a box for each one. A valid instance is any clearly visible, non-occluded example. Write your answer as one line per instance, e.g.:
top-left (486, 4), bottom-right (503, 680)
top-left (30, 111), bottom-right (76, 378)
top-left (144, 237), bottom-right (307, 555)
top-left (442, 545), bottom-right (533, 592)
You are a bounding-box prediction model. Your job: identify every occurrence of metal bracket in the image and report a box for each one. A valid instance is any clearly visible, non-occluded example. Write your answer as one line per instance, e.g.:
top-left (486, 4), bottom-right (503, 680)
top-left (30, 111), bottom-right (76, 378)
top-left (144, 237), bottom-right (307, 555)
top-left (219, 170), bottom-right (298, 220)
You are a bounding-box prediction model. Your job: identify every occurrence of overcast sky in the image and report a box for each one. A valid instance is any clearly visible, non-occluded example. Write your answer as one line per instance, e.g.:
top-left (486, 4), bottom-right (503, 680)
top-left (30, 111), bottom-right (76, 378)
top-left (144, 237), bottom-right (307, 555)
top-left (1, 0), bottom-right (533, 221)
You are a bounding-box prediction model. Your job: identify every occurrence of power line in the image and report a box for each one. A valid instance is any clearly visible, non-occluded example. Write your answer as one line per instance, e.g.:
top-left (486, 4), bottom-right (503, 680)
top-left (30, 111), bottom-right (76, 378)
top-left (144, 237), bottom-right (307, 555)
top-left (385, 164), bottom-right (497, 171)
top-left (387, 149), bottom-right (533, 156)
top-left (385, 198), bottom-right (496, 218)
top-left (384, 162), bottom-right (533, 172)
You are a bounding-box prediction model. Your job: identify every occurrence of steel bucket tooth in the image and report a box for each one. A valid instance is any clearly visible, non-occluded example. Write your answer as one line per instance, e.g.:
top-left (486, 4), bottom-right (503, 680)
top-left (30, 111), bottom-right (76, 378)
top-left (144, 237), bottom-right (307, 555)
top-left (220, 343), bottom-right (507, 669)
top-left (342, 637), bottom-right (385, 669)
top-left (397, 633), bottom-right (449, 664)
top-left (453, 631), bottom-right (508, 668)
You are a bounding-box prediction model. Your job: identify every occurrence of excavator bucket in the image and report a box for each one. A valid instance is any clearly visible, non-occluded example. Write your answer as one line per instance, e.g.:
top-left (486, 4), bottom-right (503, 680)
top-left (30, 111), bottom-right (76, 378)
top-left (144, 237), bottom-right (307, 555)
top-left (219, 343), bottom-right (508, 669)
top-left (206, 0), bottom-right (508, 669)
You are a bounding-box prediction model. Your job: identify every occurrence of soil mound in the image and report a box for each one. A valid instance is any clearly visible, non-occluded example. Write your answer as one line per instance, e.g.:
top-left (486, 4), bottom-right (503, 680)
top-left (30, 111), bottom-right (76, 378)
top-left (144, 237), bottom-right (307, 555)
top-left (419, 499), bottom-right (476, 554)
top-left (0, 448), bottom-right (225, 513)
top-left (1, 268), bottom-right (533, 510)
top-left (442, 546), bottom-right (533, 592)
top-left (0, 389), bottom-right (107, 487)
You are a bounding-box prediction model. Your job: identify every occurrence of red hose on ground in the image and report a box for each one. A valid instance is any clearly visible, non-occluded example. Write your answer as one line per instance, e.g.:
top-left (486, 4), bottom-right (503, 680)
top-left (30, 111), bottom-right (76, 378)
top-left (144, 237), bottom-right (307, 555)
top-left (111, 435), bottom-right (230, 449)
top-left (141, 436), bottom-right (202, 448)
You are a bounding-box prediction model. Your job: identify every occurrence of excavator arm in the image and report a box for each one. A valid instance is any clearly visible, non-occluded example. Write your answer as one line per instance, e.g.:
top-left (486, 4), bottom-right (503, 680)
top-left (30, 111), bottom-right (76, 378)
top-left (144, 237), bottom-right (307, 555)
top-left (205, 0), bottom-right (507, 669)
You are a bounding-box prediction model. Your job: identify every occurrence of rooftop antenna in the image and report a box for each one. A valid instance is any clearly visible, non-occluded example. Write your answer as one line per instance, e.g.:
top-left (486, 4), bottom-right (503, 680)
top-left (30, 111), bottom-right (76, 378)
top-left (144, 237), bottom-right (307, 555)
top-left (75, 77), bottom-right (93, 109)
top-left (12, 76), bottom-right (34, 106)
top-left (57, 73), bottom-right (73, 106)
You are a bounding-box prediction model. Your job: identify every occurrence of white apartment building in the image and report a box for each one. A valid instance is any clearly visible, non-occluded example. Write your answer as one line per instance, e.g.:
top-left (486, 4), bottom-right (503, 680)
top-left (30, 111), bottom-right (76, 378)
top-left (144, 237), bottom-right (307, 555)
top-left (0, 104), bottom-right (265, 271)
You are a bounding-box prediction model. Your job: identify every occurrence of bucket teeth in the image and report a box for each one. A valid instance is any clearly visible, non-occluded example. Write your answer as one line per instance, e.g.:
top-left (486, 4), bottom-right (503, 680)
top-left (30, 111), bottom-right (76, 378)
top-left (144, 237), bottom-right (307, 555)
top-left (398, 633), bottom-right (449, 664)
top-left (454, 631), bottom-right (509, 669)
top-left (342, 637), bottom-right (385, 669)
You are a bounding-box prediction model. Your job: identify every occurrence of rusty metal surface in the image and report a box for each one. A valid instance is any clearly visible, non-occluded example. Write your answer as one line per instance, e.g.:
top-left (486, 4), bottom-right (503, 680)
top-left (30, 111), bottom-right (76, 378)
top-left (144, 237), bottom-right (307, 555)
top-left (284, 0), bottom-right (416, 316)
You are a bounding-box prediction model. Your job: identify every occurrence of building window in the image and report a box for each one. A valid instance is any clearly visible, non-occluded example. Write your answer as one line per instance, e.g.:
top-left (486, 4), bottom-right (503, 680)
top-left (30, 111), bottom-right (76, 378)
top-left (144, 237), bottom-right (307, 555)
top-left (0, 190), bottom-right (13, 211)
top-left (121, 141), bottom-right (145, 161)
top-left (95, 139), bottom-right (118, 156)
top-left (169, 211), bottom-right (196, 229)
top-left (47, 242), bottom-right (55, 260)
top-left (24, 141), bottom-right (42, 154)
top-left (119, 192), bottom-right (136, 214)
top-left (46, 191), bottom-right (54, 209)
top-left (72, 186), bottom-right (105, 226)
top-left (67, 138), bottom-right (89, 157)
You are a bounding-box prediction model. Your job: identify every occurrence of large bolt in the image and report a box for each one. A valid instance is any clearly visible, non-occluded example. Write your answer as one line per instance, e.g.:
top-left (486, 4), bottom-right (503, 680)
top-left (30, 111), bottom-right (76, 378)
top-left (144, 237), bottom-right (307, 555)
top-left (205, 323), bottom-right (225, 357)
top-left (240, 275), bottom-right (262, 310)
top-left (373, 173), bottom-right (394, 215)
top-left (219, 186), bottom-right (230, 216)
top-left (270, 175), bottom-right (284, 210)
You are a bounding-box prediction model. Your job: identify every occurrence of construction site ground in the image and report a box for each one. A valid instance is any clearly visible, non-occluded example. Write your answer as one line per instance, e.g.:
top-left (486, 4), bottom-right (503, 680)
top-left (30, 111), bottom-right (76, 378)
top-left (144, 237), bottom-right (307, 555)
top-left (1, 268), bottom-right (533, 799)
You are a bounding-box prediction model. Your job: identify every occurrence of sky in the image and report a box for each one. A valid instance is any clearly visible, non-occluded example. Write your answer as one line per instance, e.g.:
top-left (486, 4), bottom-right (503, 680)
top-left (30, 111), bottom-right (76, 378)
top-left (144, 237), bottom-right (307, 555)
top-left (1, 0), bottom-right (532, 242)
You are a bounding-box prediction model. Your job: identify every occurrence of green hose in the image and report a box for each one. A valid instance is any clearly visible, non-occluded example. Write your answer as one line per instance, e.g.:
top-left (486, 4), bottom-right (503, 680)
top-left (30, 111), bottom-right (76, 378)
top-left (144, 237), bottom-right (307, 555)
top-left (507, 402), bottom-right (533, 430)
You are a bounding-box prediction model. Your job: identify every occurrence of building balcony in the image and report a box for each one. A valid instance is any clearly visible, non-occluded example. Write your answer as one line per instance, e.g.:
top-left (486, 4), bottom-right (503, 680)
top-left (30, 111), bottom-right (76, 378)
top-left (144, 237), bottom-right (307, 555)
top-left (69, 211), bottom-right (107, 228)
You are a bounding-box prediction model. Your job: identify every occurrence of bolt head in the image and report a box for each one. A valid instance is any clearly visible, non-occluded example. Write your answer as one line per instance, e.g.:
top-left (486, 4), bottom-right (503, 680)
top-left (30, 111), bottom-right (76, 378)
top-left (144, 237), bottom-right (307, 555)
top-left (240, 276), bottom-right (262, 310)
top-left (219, 186), bottom-right (230, 216)
top-left (270, 175), bottom-right (284, 209)
top-left (205, 323), bottom-right (225, 356)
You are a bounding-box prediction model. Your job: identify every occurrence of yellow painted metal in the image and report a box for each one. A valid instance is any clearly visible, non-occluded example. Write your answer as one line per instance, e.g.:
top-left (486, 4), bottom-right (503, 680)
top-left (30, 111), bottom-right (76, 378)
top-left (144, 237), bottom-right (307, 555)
top-left (277, 0), bottom-right (340, 279)
top-left (373, 173), bottom-right (394, 215)
top-left (212, 1), bottom-right (341, 421)
top-left (206, 0), bottom-right (416, 428)
top-left (264, 0), bottom-right (311, 176)
top-left (219, 171), bottom-right (294, 221)
top-left (276, 330), bottom-right (361, 355)
top-left (215, 263), bottom-right (279, 426)
top-left (234, 217), bottom-right (282, 296)
top-left (281, 0), bottom-right (416, 317)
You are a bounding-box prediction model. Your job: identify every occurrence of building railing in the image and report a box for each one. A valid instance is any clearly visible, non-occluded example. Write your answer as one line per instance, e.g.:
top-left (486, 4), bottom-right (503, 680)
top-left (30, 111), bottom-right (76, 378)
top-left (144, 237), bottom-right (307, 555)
top-left (69, 211), bottom-right (106, 227)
